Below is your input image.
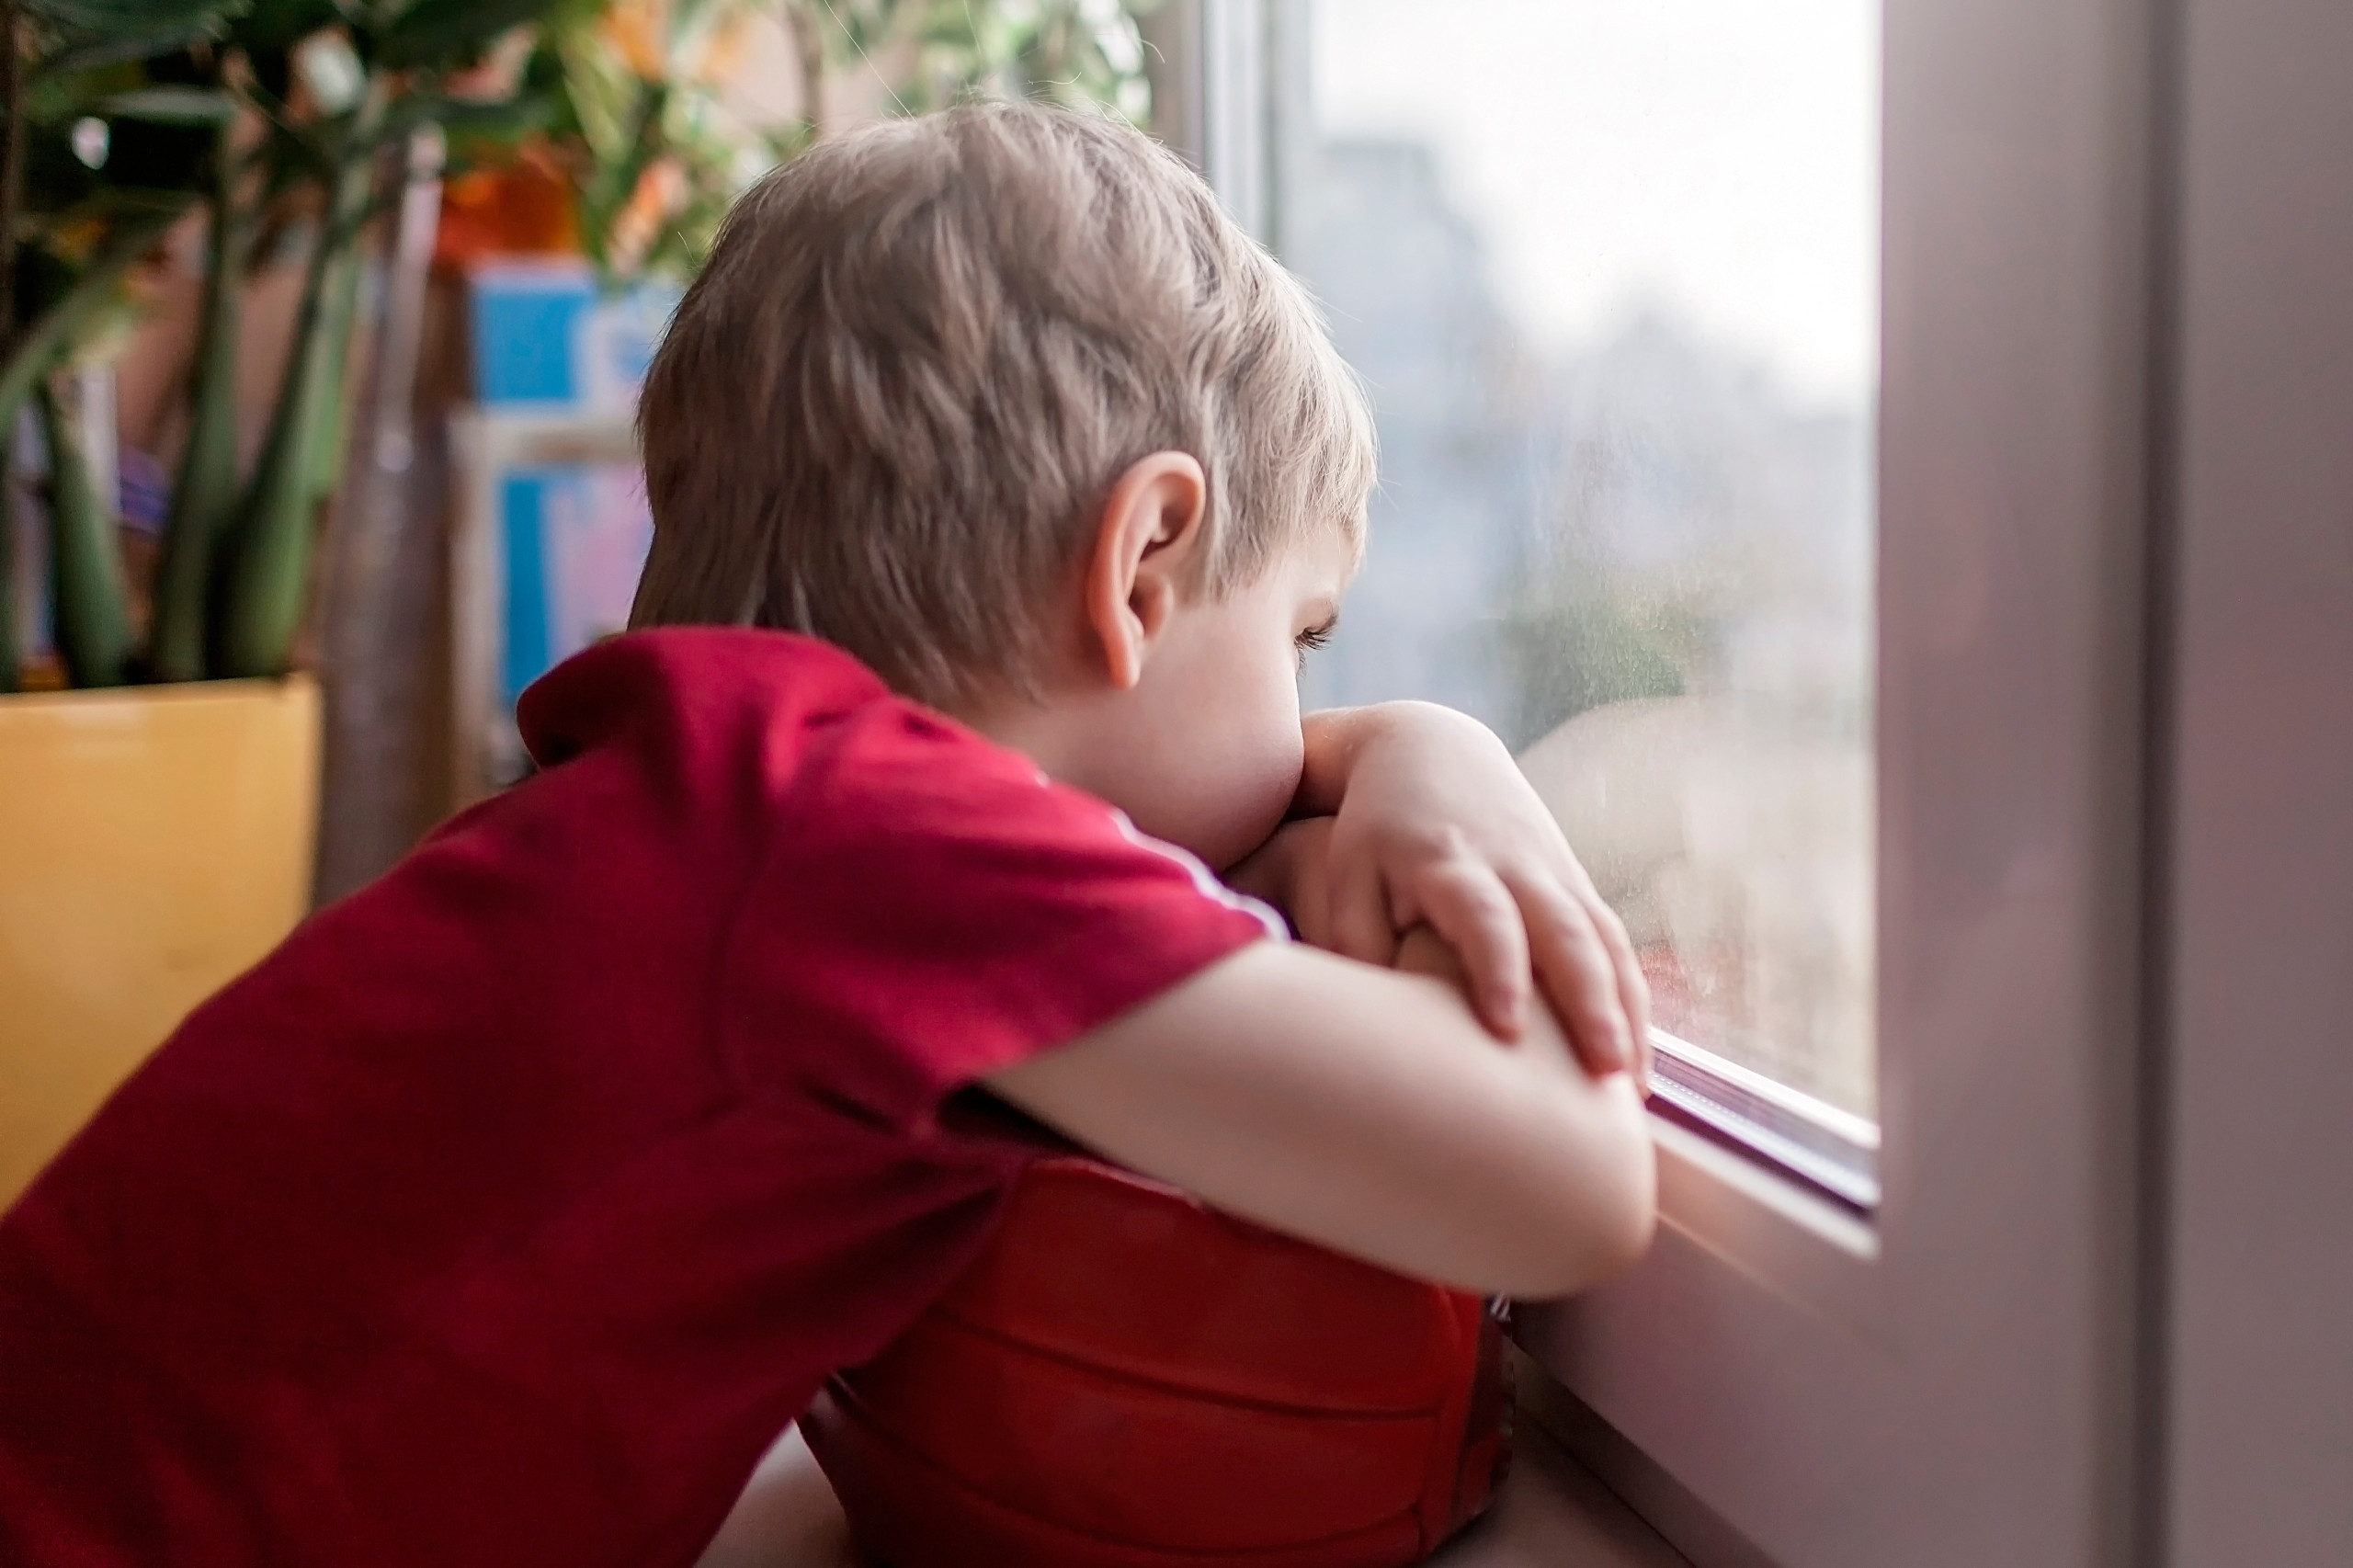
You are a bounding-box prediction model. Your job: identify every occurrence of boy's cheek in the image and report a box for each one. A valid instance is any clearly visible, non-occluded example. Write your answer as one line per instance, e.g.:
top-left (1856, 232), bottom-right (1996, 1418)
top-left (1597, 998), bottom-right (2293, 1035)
top-left (1122, 742), bottom-right (1302, 872)
top-left (1095, 605), bottom-right (1308, 866)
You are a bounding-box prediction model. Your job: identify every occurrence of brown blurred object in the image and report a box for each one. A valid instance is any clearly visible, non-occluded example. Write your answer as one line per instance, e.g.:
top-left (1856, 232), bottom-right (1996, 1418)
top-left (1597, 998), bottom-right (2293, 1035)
top-left (311, 129), bottom-right (456, 904)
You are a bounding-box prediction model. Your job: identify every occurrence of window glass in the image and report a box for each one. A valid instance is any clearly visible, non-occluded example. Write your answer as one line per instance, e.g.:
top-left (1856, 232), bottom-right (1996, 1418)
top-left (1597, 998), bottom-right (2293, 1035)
top-left (1282, 0), bottom-right (1880, 1118)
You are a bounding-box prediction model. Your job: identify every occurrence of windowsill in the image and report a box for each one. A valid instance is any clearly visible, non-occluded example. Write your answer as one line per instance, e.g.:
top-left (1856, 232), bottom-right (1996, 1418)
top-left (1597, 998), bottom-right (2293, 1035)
top-left (697, 1381), bottom-right (1696, 1568)
top-left (1427, 1403), bottom-right (1692, 1568)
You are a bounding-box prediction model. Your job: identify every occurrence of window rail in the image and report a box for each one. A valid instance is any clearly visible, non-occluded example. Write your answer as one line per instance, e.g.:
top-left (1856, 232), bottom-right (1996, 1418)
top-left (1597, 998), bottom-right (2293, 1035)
top-left (1646, 1031), bottom-right (1881, 1214)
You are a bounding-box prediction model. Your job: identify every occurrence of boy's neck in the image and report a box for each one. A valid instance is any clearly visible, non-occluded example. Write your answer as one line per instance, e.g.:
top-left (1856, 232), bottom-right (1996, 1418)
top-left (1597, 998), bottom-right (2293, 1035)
top-left (949, 689), bottom-right (1098, 796)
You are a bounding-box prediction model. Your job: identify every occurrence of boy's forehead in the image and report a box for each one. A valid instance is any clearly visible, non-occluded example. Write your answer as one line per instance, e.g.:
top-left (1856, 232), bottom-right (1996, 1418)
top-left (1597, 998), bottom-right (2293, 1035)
top-left (1300, 513), bottom-right (1367, 592)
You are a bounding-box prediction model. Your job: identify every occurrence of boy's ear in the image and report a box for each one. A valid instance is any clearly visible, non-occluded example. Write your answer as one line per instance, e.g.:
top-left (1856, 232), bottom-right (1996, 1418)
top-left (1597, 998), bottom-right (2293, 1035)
top-left (1083, 450), bottom-right (1210, 689)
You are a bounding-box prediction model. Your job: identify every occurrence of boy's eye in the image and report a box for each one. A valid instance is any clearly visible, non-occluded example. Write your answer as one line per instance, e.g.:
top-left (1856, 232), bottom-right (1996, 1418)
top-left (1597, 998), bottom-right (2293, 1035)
top-left (1293, 619), bottom-right (1336, 673)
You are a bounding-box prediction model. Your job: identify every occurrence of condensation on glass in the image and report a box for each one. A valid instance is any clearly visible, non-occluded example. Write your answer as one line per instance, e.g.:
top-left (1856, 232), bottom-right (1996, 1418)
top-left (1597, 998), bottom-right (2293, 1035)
top-left (1280, 0), bottom-right (1881, 1119)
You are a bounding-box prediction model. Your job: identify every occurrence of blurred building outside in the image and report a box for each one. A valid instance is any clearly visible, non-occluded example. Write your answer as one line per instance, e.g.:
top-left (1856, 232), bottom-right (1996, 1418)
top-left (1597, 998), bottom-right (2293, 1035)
top-left (1280, 0), bottom-right (1879, 1116)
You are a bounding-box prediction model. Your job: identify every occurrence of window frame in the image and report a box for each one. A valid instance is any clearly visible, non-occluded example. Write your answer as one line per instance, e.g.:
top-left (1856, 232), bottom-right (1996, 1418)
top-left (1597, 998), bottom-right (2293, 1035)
top-left (1647, 1030), bottom-right (1881, 1215)
top-left (1195, 0), bottom-right (2168, 1562)
top-left (2160, 0), bottom-right (2353, 1558)
top-left (446, 408), bottom-right (640, 807)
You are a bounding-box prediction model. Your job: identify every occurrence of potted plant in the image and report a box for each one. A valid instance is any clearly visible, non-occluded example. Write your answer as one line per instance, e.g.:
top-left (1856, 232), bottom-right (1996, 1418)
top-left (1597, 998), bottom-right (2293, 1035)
top-left (0, 0), bottom-right (1163, 1204)
top-left (0, 0), bottom-right (562, 1205)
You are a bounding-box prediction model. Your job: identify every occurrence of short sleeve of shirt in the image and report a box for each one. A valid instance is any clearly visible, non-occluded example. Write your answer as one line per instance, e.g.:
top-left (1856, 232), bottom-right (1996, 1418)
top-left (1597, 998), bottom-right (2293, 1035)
top-left (718, 700), bottom-right (1281, 1131)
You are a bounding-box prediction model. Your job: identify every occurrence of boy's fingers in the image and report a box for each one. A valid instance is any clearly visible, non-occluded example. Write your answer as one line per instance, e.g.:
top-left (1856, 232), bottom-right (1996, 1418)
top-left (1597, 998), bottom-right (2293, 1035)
top-left (1516, 878), bottom-right (1632, 1077)
top-left (1586, 894), bottom-right (1653, 1093)
top-left (1325, 848), bottom-right (1401, 971)
top-left (1413, 861), bottom-right (1531, 1039)
top-left (1283, 854), bottom-right (1328, 949)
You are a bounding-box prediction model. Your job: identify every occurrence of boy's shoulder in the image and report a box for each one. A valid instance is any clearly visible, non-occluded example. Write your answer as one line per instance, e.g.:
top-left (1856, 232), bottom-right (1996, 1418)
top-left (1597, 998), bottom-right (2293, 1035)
top-left (489, 624), bottom-right (1279, 1127)
top-left (503, 627), bottom-right (1275, 930)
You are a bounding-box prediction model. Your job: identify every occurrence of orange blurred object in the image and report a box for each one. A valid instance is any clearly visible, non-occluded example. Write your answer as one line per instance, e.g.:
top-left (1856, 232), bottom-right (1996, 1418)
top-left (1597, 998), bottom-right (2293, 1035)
top-left (435, 148), bottom-right (581, 267)
top-left (606, 155), bottom-right (687, 275)
top-left (802, 1156), bottom-right (1510, 1567)
top-left (0, 676), bottom-right (320, 1208)
top-left (599, 0), bottom-right (667, 78)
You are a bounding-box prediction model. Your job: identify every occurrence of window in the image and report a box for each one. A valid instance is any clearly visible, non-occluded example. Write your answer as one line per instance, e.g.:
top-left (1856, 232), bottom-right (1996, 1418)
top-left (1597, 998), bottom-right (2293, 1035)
top-left (1185, 0), bottom-right (2170, 1562)
top-left (1273, 0), bottom-right (1882, 1221)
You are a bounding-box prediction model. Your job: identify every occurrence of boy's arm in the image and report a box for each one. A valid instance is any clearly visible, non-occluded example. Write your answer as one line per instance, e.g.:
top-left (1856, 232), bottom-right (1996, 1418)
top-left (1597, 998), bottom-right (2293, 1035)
top-left (983, 934), bottom-right (1656, 1301)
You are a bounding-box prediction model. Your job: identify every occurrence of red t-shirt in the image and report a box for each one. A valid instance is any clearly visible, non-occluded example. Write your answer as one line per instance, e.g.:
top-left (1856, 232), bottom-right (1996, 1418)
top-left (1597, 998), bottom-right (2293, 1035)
top-left (0, 629), bottom-right (1275, 1568)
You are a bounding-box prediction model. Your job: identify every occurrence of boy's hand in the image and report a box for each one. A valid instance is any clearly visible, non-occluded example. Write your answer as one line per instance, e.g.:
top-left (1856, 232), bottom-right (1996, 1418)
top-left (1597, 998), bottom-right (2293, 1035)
top-left (1227, 815), bottom-right (1342, 947)
top-left (1284, 702), bottom-right (1652, 1083)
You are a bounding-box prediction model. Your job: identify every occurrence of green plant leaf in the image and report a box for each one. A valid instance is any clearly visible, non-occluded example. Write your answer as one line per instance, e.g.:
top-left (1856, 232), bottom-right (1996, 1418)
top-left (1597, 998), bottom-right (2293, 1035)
top-left (0, 197), bottom-right (189, 423)
top-left (147, 120), bottom-right (245, 684)
top-left (374, 0), bottom-right (573, 70)
top-left (227, 0), bottom-right (343, 55)
top-left (209, 81), bottom-right (385, 677)
top-left (0, 448), bottom-right (17, 693)
top-left (20, 0), bottom-right (239, 34)
top-left (554, 28), bottom-right (641, 165)
top-left (29, 23), bottom-right (226, 83)
top-left (382, 91), bottom-right (555, 145)
top-left (36, 380), bottom-right (137, 688)
top-left (93, 85), bottom-right (239, 124)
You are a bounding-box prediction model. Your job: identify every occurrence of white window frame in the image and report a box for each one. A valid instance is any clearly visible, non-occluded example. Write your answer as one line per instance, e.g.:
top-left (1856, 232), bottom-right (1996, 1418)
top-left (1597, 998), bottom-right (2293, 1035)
top-left (446, 408), bottom-right (640, 807)
top-left (2161, 0), bottom-right (2353, 1561)
top-left (1193, 2), bottom-right (2176, 1562)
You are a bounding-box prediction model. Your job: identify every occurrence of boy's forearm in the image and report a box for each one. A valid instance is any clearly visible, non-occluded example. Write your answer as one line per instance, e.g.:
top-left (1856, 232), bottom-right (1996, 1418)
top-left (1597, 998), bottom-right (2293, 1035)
top-left (1293, 707), bottom-right (1378, 818)
top-left (986, 941), bottom-right (1657, 1300)
top-left (1294, 701), bottom-right (1512, 817)
top-left (1295, 706), bottom-right (1416, 816)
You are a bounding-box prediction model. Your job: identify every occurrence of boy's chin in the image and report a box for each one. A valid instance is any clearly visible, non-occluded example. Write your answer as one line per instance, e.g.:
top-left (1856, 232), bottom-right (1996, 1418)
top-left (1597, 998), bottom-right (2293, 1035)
top-left (1120, 796), bottom-right (1290, 877)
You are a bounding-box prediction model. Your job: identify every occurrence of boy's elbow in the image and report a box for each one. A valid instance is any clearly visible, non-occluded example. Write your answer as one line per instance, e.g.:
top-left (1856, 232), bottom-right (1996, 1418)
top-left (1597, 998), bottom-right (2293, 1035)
top-left (1583, 1123), bottom-right (1660, 1286)
top-left (1514, 1080), bottom-right (1658, 1300)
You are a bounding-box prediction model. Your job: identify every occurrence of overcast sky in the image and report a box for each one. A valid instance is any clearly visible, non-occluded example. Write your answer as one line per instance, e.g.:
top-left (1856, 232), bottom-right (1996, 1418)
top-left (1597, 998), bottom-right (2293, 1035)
top-left (1310, 0), bottom-right (1880, 410)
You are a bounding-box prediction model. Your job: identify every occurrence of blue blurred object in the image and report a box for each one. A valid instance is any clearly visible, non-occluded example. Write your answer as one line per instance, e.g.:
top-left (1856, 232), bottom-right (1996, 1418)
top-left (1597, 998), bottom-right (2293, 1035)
top-left (467, 262), bottom-right (681, 411)
top-left (500, 472), bottom-right (551, 709)
top-left (498, 463), bottom-right (653, 709)
top-left (118, 448), bottom-right (169, 536)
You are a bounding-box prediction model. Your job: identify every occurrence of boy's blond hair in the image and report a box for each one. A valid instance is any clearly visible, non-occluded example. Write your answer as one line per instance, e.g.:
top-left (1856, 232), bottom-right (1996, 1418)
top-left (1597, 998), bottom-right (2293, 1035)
top-left (630, 99), bottom-right (1375, 709)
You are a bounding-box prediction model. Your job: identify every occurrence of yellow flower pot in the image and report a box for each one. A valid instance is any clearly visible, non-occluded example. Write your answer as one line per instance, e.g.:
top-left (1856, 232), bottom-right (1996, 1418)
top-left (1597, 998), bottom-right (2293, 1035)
top-left (0, 676), bottom-right (320, 1208)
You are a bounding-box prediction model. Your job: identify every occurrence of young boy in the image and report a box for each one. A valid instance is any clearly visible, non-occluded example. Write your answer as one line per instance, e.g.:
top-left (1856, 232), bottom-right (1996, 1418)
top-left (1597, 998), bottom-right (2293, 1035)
top-left (0, 103), bottom-right (1654, 1567)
